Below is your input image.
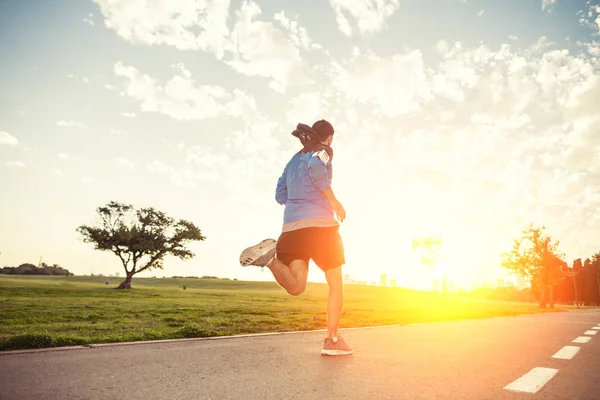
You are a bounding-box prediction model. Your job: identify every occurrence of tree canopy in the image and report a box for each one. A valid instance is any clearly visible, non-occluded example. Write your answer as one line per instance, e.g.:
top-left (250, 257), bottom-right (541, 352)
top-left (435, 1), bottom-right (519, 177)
top-left (77, 201), bottom-right (206, 289)
top-left (411, 236), bottom-right (443, 270)
top-left (501, 225), bottom-right (565, 308)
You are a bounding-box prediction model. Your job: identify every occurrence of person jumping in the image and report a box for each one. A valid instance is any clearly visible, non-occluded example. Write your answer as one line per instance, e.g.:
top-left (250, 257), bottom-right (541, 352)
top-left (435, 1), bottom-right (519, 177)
top-left (239, 119), bottom-right (352, 356)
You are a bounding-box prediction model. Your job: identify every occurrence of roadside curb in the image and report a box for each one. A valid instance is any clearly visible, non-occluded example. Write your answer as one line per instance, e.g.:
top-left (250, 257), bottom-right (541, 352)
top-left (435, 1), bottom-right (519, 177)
top-left (0, 345), bottom-right (88, 355)
top-left (1, 324), bottom-right (413, 355)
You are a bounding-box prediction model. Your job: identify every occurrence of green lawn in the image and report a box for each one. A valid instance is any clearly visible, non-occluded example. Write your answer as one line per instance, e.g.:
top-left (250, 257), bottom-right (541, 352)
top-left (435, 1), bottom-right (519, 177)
top-left (0, 275), bottom-right (561, 351)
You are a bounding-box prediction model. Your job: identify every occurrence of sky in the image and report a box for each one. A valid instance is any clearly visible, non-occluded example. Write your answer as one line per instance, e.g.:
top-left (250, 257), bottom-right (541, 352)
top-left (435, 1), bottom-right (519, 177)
top-left (1, 0), bottom-right (599, 290)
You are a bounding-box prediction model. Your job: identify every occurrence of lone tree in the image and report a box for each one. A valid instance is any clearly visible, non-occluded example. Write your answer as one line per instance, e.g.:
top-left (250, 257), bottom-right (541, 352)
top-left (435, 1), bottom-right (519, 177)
top-left (501, 225), bottom-right (565, 308)
top-left (77, 201), bottom-right (206, 289)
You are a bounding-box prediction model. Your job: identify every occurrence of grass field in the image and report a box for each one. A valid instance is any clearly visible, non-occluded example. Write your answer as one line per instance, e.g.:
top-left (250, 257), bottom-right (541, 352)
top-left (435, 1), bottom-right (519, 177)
top-left (0, 275), bottom-right (561, 351)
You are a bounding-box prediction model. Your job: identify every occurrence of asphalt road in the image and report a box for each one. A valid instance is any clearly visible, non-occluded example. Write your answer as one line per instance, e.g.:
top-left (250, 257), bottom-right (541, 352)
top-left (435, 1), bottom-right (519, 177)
top-left (1, 310), bottom-right (599, 400)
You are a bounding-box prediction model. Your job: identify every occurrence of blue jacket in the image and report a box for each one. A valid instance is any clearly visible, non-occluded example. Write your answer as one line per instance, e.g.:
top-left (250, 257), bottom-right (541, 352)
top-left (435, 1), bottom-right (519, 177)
top-left (275, 150), bottom-right (334, 223)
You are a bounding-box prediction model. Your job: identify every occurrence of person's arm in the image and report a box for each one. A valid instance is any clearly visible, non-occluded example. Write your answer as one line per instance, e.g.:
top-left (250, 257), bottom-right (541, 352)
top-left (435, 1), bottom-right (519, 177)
top-left (308, 152), bottom-right (346, 222)
top-left (321, 187), bottom-right (346, 223)
top-left (275, 169), bottom-right (288, 205)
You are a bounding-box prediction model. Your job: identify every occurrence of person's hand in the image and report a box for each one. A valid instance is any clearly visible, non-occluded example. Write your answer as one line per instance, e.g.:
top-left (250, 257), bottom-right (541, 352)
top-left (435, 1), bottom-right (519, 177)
top-left (332, 199), bottom-right (346, 223)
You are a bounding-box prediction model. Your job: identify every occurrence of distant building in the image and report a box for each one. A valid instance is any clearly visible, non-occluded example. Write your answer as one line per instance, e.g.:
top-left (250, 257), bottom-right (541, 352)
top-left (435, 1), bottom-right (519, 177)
top-left (390, 279), bottom-right (397, 287)
top-left (380, 274), bottom-right (387, 287)
top-left (447, 280), bottom-right (455, 293)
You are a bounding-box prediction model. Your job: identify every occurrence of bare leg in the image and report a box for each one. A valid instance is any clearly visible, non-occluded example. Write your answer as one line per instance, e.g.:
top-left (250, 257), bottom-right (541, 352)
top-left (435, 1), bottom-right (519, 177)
top-left (267, 257), bottom-right (308, 296)
top-left (324, 266), bottom-right (344, 338)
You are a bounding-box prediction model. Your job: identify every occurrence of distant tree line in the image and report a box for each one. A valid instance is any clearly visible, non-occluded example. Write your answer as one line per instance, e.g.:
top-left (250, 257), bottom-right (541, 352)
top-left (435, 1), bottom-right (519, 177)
top-left (554, 255), bottom-right (600, 306)
top-left (169, 275), bottom-right (229, 280)
top-left (0, 263), bottom-right (72, 276)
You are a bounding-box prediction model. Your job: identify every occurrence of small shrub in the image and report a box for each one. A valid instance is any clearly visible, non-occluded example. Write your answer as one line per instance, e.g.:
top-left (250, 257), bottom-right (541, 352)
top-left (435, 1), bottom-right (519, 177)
top-left (0, 333), bottom-right (86, 351)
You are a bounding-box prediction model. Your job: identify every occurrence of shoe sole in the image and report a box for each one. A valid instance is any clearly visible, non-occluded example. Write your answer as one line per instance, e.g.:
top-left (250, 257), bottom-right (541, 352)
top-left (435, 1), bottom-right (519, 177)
top-left (239, 239), bottom-right (277, 267)
top-left (321, 349), bottom-right (353, 356)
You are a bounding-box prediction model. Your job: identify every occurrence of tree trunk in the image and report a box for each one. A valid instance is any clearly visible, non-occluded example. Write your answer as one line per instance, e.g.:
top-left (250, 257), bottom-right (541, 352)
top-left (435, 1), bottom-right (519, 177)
top-left (548, 286), bottom-right (555, 308)
top-left (538, 285), bottom-right (547, 308)
top-left (116, 272), bottom-right (134, 289)
top-left (573, 273), bottom-right (580, 308)
top-left (596, 273), bottom-right (600, 306)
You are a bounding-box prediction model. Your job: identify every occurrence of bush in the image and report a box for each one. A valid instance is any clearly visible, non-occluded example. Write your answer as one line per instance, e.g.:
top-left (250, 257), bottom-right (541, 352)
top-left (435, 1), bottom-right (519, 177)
top-left (0, 333), bottom-right (86, 351)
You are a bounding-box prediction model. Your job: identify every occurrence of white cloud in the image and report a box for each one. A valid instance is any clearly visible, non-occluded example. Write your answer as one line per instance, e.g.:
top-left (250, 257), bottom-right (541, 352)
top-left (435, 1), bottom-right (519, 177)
top-left (285, 92), bottom-right (324, 124)
top-left (0, 131), bottom-right (18, 145)
top-left (110, 127), bottom-right (129, 137)
top-left (435, 39), bottom-right (449, 55)
top-left (329, 49), bottom-right (431, 115)
top-left (430, 42), bottom-right (482, 102)
top-left (147, 160), bottom-right (169, 175)
top-left (477, 9), bottom-right (484, 17)
top-left (531, 35), bottom-right (556, 52)
top-left (83, 17), bottom-right (95, 26)
top-left (328, 0), bottom-right (400, 36)
top-left (93, 0), bottom-right (231, 57)
top-left (225, 1), bottom-right (308, 91)
top-left (114, 62), bottom-right (258, 121)
top-left (274, 11), bottom-right (321, 51)
top-left (224, 89), bottom-right (258, 118)
top-left (146, 145), bottom-right (227, 189)
top-left (115, 158), bottom-right (136, 170)
top-left (57, 153), bottom-right (71, 160)
top-left (222, 119), bottom-right (287, 201)
top-left (6, 161), bottom-right (25, 168)
top-left (120, 112), bottom-right (137, 118)
top-left (53, 169), bottom-right (64, 176)
top-left (579, 3), bottom-right (600, 35)
top-left (95, 1), bottom-right (316, 91)
top-left (56, 120), bottom-right (90, 130)
top-left (104, 84), bottom-right (116, 90)
top-left (143, 116), bottom-right (284, 197)
top-left (308, 34), bottom-right (600, 277)
top-left (67, 74), bottom-right (90, 84)
top-left (471, 113), bottom-right (495, 125)
top-left (542, 0), bottom-right (557, 12)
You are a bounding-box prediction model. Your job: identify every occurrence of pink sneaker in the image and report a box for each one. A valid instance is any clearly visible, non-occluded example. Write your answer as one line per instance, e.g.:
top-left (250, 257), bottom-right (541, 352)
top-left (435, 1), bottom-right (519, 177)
top-left (321, 335), bottom-right (353, 356)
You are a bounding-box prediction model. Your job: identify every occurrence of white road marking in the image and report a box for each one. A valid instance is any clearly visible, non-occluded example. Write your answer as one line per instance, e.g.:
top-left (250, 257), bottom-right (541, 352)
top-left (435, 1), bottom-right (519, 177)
top-left (584, 330), bottom-right (597, 335)
top-left (504, 367), bottom-right (559, 393)
top-left (551, 345), bottom-right (581, 360)
top-left (593, 327), bottom-right (600, 330)
top-left (573, 336), bottom-right (591, 344)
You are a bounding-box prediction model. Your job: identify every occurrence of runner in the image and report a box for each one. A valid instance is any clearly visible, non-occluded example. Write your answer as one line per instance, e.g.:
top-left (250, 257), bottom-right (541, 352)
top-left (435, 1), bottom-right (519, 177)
top-left (239, 119), bottom-right (352, 356)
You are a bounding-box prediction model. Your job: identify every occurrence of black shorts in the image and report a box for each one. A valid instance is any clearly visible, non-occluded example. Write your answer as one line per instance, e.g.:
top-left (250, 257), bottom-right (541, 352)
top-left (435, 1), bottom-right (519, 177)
top-left (276, 226), bottom-right (345, 272)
